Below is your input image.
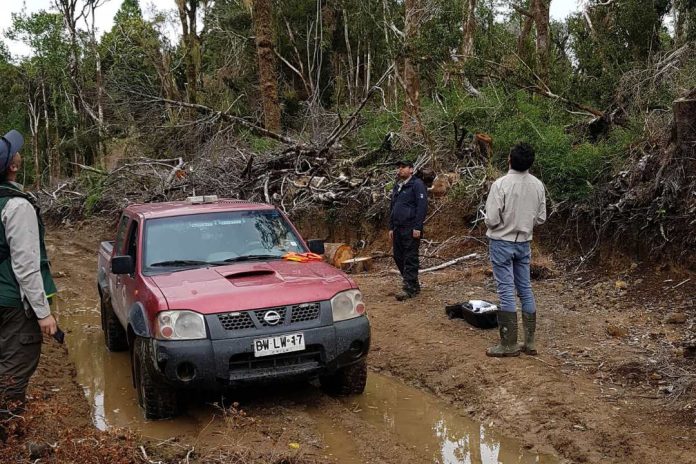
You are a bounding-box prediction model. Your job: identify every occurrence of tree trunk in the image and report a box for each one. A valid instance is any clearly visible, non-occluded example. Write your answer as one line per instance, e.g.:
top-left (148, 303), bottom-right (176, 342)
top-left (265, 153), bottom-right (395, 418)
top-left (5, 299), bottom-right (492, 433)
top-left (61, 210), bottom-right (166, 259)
top-left (517, 14), bottom-right (533, 59)
top-left (40, 79), bottom-right (52, 184)
top-left (533, 0), bottom-right (551, 86)
top-left (342, 9), bottom-right (354, 105)
top-left (27, 91), bottom-right (41, 188)
top-left (52, 89), bottom-right (61, 180)
top-left (91, 3), bottom-right (106, 169)
top-left (253, 0), bottom-right (282, 132)
top-left (175, 0), bottom-right (201, 104)
top-left (461, 0), bottom-right (477, 61)
top-left (402, 0), bottom-right (423, 136)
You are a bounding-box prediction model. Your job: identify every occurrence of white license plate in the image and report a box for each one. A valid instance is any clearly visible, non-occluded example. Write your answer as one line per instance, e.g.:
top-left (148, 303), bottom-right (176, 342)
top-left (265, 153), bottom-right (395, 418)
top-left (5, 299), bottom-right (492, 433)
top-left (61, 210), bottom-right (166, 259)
top-left (253, 333), bottom-right (305, 357)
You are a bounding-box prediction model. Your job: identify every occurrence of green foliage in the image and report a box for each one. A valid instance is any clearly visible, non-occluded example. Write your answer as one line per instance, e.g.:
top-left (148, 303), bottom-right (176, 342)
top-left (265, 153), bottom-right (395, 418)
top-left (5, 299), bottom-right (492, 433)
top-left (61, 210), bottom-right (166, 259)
top-left (420, 87), bottom-right (636, 202)
top-left (77, 172), bottom-right (106, 216)
top-left (353, 109), bottom-right (400, 149)
top-left (242, 131), bottom-right (280, 153)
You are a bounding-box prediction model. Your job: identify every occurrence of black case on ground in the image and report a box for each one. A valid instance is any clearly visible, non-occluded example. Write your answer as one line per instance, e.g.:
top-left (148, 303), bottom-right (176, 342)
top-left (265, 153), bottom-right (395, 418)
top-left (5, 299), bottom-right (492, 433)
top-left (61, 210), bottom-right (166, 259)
top-left (445, 301), bottom-right (498, 329)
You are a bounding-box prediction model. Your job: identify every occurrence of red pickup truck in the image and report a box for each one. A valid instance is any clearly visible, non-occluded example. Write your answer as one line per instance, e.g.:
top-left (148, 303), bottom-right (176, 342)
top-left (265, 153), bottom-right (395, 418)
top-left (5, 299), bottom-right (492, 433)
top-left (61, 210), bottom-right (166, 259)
top-left (96, 197), bottom-right (370, 419)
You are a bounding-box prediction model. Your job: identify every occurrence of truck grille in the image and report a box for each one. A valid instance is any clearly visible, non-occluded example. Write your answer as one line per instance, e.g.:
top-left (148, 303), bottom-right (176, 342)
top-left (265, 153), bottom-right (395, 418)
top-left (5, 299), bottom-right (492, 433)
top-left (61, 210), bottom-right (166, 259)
top-left (218, 312), bottom-right (255, 330)
top-left (290, 303), bottom-right (320, 323)
top-left (217, 302), bottom-right (321, 331)
top-left (228, 346), bottom-right (323, 372)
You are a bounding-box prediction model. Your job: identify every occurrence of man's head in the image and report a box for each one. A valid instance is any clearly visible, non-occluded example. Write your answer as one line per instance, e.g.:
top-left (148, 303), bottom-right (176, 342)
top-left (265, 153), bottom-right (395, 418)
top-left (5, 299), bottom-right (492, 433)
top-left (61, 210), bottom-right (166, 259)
top-left (0, 130), bottom-right (24, 183)
top-left (395, 160), bottom-right (414, 180)
top-left (509, 142), bottom-right (535, 172)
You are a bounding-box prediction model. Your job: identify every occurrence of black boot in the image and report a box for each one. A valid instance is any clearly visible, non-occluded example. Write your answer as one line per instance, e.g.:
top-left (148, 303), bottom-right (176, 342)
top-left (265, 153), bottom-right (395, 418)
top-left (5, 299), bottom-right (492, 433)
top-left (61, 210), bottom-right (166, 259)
top-left (486, 311), bottom-right (520, 357)
top-left (519, 312), bottom-right (537, 355)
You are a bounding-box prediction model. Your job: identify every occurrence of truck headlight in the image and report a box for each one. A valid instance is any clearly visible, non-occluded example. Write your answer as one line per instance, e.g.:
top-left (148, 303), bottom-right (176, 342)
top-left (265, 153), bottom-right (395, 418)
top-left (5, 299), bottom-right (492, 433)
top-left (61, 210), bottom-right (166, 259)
top-left (330, 290), bottom-right (366, 322)
top-left (155, 310), bottom-right (206, 340)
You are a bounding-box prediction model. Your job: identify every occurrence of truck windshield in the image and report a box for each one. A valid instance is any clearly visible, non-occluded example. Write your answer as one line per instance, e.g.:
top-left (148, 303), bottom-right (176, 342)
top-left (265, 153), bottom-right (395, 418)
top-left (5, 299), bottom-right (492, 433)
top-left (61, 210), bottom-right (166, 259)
top-left (142, 210), bottom-right (306, 272)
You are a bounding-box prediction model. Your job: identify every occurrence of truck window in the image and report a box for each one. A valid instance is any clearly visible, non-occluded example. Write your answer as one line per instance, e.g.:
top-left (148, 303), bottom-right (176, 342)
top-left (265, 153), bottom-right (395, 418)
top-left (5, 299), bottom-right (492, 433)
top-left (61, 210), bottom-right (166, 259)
top-left (142, 210), bottom-right (305, 272)
top-left (126, 220), bottom-right (140, 261)
top-left (114, 215), bottom-right (130, 254)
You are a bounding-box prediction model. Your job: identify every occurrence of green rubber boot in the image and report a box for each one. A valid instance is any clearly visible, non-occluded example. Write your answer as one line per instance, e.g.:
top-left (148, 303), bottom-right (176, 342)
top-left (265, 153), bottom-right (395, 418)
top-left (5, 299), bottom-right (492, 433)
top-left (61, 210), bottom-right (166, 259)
top-left (486, 311), bottom-right (520, 357)
top-left (520, 312), bottom-right (537, 355)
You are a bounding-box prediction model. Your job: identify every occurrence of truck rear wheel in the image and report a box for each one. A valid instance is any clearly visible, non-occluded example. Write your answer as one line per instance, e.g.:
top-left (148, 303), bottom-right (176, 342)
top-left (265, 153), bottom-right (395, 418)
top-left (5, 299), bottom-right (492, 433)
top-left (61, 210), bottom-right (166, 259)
top-left (132, 337), bottom-right (180, 420)
top-left (320, 359), bottom-right (367, 395)
top-left (101, 295), bottom-right (128, 352)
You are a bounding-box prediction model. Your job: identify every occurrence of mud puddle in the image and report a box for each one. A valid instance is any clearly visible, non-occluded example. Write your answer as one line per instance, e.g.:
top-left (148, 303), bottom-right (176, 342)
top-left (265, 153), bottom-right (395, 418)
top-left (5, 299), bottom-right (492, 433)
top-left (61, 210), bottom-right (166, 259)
top-left (314, 374), bottom-right (557, 463)
top-left (56, 294), bottom-right (555, 462)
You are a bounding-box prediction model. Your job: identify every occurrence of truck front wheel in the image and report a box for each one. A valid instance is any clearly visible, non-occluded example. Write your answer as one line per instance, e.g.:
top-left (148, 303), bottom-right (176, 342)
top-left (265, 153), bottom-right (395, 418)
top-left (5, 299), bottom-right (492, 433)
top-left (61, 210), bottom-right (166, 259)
top-left (101, 295), bottom-right (128, 352)
top-left (132, 337), bottom-right (180, 420)
top-left (320, 359), bottom-right (368, 395)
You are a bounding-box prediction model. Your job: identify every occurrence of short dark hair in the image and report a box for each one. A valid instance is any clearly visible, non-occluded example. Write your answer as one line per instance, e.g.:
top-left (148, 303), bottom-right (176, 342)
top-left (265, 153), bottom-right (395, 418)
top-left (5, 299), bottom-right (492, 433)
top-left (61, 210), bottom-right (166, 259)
top-left (509, 142), bottom-right (535, 171)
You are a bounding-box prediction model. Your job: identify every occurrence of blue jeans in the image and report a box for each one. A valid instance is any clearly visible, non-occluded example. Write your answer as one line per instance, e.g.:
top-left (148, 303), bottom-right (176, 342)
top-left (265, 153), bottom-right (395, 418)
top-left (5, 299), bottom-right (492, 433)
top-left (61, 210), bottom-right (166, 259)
top-left (489, 239), bottom-right (536, 314)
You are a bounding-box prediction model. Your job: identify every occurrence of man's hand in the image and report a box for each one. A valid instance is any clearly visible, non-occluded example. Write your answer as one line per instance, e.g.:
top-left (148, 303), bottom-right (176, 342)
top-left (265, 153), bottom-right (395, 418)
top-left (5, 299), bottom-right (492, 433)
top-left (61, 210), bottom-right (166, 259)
top-left (388, 230), bottom-right (393, 242)
top-left (38, 314), bottom-right (57, 336)
top-left (412, 229), bottom-right (421, 239)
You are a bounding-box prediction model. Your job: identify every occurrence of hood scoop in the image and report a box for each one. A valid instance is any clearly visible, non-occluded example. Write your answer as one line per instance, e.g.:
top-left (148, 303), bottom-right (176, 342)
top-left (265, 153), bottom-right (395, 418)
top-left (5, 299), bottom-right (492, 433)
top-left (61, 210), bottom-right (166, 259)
top-left (221, 269), bottom-right (282, 287)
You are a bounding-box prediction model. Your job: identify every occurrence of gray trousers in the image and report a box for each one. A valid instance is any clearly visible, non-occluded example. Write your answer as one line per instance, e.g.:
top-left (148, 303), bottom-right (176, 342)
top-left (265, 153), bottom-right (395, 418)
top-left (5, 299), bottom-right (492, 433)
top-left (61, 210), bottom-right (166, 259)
top-left (0, 305), bottom-right (42, 419)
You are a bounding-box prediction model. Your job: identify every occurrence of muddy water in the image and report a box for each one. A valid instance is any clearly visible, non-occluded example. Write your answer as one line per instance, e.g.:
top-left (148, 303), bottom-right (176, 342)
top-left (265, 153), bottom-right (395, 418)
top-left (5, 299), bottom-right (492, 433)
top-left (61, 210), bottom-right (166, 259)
top-left (56, 294), bottom-right (555, 463)
top-left (313, 374), bottom-right (557, 464)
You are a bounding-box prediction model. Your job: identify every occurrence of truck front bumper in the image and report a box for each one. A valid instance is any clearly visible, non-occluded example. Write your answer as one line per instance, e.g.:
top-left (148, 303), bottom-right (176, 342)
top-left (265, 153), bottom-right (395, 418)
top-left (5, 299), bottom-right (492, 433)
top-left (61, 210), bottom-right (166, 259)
top-left (145, 316), bottom-right (370, 390)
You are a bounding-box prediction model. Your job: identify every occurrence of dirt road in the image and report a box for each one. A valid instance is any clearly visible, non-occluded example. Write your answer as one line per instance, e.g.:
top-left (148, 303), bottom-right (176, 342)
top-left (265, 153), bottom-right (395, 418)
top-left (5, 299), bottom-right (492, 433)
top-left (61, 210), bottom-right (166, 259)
top-left (3, 225), bottom-right (695, 463)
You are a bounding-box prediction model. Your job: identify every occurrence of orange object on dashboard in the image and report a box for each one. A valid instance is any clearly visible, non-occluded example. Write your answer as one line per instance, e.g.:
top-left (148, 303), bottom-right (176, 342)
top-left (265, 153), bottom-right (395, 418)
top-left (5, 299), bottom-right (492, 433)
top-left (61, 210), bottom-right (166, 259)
top-left (282, 252), bottom-right (323, 262)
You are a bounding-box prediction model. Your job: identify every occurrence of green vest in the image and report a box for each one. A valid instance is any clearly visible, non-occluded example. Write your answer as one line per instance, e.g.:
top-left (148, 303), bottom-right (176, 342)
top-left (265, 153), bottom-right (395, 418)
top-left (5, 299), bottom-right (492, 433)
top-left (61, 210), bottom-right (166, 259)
top-left (0, 182), bottom-right (57, 309)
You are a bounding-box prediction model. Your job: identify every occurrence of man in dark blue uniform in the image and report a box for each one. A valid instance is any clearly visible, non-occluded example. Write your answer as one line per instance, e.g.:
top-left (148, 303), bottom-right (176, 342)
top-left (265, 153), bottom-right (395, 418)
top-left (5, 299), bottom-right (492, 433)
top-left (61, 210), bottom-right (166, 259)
top-left (389, 160), bottom-right (428, 301)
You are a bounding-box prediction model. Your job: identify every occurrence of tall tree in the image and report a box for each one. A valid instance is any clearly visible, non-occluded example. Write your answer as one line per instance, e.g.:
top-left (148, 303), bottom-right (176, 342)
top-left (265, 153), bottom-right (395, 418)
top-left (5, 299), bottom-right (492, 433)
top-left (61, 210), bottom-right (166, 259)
top-left (461, 0), bottom-right (478, 61)
top-left (402, 0), bottom-right (422, 135)
top-left (8, 11), bottom-right (70, 183)
top-left (515, 0), bottom-right (551, 85)
top-left (175, 0), bottom-right (205, 104)
top-left (252, 0), bottom-right (281, 131)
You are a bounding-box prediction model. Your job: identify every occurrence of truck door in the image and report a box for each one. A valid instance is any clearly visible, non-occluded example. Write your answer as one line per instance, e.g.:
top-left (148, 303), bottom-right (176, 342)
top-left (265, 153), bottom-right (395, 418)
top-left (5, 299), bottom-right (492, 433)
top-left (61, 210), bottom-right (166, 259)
top-left (112, 219), bottom-right (140, 326)
top-left (108, 215), bottom-right (130, 319)
top-left (121, 219), bottom-right (141, 320)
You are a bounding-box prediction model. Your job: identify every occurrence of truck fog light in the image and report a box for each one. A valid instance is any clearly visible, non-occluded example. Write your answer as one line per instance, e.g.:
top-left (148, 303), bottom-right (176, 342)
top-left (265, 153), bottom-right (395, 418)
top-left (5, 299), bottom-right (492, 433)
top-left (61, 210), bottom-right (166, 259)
top-left (349, 340), bottom-right (364, 358)
top-left (176, 362), bottom-right (196, 382)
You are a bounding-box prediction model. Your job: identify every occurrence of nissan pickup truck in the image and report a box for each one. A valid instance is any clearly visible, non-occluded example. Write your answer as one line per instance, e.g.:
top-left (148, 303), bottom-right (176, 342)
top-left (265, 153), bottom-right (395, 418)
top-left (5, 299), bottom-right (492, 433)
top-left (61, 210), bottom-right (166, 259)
top-left (96, 197), bottom-right (370, 419)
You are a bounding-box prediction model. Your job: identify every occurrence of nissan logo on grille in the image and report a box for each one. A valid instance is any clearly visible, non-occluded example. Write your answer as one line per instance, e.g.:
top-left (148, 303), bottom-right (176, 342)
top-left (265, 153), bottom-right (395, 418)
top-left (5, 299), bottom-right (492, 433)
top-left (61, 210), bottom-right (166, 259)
top-left (263, 310), bottom-right (282, 325)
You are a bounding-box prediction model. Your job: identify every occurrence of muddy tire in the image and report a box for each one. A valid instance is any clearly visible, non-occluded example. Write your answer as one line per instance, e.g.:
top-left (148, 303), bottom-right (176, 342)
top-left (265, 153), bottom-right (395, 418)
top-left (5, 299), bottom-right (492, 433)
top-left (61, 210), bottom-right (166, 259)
top-left (101, 295), bottom-right (128, 352)
top-left (132, 337), bottom-right (180, 420)
top-left (320, 359), bottom-right (368, 395)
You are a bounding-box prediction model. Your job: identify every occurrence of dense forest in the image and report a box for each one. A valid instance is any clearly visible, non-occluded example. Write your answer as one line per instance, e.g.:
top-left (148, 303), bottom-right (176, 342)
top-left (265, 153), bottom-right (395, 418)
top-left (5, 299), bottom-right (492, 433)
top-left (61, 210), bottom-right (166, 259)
top-left (1, 0), bottom-right (694, 262)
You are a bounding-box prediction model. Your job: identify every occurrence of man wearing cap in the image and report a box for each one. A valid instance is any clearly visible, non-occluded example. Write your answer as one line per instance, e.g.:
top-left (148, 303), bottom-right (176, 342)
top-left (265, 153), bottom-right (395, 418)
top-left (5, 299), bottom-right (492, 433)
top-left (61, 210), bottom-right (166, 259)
top-left (389, 160), bottom-right (428, 301)
top-left (0, 130), bottom-right (58, 437)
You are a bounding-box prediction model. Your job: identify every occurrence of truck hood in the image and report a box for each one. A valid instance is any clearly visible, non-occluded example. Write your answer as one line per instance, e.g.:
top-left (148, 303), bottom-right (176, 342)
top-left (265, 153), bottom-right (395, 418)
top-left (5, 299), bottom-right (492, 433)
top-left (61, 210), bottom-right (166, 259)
top-left (149, 260), bottom-right (354, 314)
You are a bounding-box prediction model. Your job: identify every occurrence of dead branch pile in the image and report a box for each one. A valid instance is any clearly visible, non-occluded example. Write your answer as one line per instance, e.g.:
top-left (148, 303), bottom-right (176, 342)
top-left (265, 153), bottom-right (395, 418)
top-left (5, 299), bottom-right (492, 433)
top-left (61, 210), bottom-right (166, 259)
top-left (573, 86), bottom-right (696, 266)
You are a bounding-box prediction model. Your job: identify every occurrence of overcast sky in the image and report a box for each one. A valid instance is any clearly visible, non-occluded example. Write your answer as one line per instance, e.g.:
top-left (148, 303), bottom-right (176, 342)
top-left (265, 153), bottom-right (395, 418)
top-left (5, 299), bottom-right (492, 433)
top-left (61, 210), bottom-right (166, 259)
top-left (2, 0), bottom-right (582, 58)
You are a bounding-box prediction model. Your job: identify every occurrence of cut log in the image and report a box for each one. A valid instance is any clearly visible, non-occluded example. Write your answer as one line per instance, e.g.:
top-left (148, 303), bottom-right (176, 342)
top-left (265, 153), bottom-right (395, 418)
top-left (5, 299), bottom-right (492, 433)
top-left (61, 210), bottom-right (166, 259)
top-left (324, 242), bottom-right (355, 268)
top-left (340, 256), bottom-right (373, 273)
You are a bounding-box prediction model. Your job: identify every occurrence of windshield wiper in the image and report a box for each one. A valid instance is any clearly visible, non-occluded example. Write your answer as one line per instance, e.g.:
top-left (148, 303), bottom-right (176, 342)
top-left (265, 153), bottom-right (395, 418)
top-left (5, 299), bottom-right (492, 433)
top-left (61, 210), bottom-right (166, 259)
top-left (216, 254), bottom-right (282, 263)
top-left (149, 259), bottom-right (211, 267)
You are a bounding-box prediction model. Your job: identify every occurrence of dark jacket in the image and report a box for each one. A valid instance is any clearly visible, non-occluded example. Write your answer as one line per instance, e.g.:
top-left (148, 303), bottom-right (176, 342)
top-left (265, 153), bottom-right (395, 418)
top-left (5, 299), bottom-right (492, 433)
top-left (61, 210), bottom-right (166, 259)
top-left (389, 176), bottom-right (428, 231)
top-left (0, 184), bottom-right (57, 310)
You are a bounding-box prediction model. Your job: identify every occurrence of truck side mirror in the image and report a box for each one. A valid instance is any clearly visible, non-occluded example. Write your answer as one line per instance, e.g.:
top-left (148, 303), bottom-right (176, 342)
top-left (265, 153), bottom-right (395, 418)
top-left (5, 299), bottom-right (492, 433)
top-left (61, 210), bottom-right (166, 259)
top-left (112, 255), bottom-right (134, 275)
top-left (306, 239), bottom-right (325, 255)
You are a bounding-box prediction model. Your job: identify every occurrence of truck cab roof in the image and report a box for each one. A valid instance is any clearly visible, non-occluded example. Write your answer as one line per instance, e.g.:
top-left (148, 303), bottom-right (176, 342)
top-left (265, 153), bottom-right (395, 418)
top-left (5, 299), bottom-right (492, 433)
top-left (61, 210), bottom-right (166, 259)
top-left (125, 199), bottom-right (275, 219)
